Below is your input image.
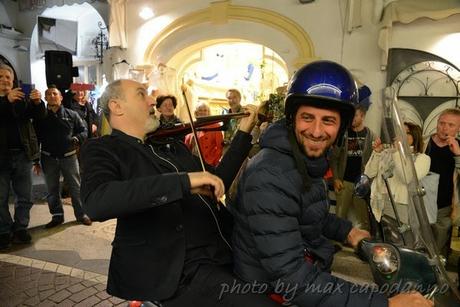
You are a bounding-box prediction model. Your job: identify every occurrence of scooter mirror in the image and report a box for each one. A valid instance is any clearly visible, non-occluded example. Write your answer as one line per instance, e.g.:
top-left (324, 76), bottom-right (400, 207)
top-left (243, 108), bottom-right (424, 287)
top-left (353, 174), bottom-right (371, 198)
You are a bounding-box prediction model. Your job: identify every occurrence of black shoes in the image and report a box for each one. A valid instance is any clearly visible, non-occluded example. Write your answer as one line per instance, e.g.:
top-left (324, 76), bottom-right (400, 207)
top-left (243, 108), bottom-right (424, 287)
top-left (45, 215), bottom-right (92, 228)
top-left (0, 233), bottom-right (11, 250)
top-left (45, 217), bottom-right (64, 229)
top-left (13, 229), bottom-right (32, 244)
top-left (77, 215), bottom-right (92, 226)
top-left (0, 230), bottom-right (32, 249)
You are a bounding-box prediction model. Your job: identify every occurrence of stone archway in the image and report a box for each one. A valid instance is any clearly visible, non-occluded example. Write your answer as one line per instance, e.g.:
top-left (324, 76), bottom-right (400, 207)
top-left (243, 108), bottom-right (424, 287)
top-left (143, 0), bottom-right (317, 73)
top-left (29, 2), bottom-right (106, 93)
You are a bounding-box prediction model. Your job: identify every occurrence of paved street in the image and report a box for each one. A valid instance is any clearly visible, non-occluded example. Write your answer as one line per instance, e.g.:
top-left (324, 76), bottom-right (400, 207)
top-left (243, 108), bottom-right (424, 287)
top-left (0, 255), bottom-right (125, 307)
top-left (0, 179), bottom-right (458, 306)
top-left (0, 183), bottom-right (125, 307)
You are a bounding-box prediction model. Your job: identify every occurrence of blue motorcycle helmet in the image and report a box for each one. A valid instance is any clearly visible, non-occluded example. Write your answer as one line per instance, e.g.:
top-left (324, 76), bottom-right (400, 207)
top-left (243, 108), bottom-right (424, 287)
top-left (284, 60), bottom-right (359, 138)
top-left (284, 60), bottom-right (360, 191)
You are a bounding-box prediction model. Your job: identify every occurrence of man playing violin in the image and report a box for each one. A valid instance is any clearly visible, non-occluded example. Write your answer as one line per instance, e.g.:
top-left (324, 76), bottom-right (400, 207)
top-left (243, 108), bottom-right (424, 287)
top-left (80, 79), bottom-right (279, 306)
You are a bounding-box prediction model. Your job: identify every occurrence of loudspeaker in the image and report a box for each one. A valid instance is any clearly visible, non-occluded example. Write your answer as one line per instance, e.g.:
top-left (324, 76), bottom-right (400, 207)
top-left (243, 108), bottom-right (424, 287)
top-left (45, 50), bottom-right (73, 90)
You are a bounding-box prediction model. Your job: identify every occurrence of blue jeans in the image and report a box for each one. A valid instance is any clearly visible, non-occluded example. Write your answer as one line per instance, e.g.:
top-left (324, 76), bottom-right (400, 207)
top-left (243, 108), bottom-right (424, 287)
top-left (0, 150), bottom-right (33, 234)
top-left (41, 154), bottom-right (84, 220)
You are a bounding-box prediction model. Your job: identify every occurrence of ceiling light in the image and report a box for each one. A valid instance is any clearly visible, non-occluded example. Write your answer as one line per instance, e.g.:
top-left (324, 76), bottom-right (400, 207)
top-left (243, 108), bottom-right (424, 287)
top-left (139, 7), bottom-right (154, 20)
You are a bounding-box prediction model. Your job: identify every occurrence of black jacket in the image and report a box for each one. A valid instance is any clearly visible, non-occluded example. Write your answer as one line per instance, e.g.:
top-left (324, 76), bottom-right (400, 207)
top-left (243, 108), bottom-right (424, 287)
top-left (232, 120), bottom-right (387, 307)
top-left (34, 106), bottom-right (87, 156)
top-left (66, 99), bottom-right (99, 138)
top-left (0, 95), bottom-right (46, 161)
top-left (80, 129), bottom-right (252, 301)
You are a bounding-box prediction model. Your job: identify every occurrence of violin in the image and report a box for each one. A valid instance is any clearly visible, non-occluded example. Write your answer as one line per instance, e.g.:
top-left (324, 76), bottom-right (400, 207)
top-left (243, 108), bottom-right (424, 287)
top-left (146, 112), bottom-right (249, 139)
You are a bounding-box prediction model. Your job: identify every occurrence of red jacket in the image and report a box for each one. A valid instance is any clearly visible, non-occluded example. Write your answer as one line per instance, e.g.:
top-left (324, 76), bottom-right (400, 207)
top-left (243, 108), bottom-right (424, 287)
top-left (185, 123), bottom-right (223, 166)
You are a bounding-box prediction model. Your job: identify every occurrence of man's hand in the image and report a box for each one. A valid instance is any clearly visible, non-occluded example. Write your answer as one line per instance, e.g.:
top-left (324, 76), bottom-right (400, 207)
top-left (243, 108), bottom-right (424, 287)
top-left (7, 88), bottom-right (25, 103)
top-left (259, 121), bottom-right (269, 133)
top-left (333, 179), bottom-right (344, 192)
top-left (372, 137), bottom-right (383, 153)
top-left (346, 227), bottom-right (370, 248)
top-left (238, 104), bottom-right (258, 133)
top-left (188, 171), bottom-right (225, 199)
top-left (447, 135), bottom-right (460, 156)
top-left (71, 136), bottom-right (80, 146)
top-left (29, 89), bottom-right (42, 105)
top-left (388, 292), bottom-right (433, 307)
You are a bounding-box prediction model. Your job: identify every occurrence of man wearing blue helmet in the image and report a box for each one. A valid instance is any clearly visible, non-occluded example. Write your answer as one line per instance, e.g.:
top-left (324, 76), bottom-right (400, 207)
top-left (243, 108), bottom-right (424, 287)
top-left (231, 61), bottom-right (433, 307)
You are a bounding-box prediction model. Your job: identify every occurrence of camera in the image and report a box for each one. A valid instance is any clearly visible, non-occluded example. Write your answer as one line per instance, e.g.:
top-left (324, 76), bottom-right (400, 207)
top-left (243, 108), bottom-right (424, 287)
top-left (20, 83), bottom-right (35, 96)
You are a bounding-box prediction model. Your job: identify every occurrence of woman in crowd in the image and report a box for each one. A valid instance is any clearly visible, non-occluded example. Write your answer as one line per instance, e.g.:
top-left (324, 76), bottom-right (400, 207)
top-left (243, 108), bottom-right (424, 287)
top-left (185, 102), bottom-right (223, 166)
top-left (156, 95), bottom-right (182, 128)
top-left (365, 122), bottom-right (431, 245)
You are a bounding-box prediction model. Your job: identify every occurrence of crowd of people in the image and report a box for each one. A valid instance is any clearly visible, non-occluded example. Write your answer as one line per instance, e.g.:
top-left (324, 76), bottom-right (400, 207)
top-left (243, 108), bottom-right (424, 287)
top-left (2, 58), bottom-right (456, 306)
top-left (0, 63), bottom-right (101, 249)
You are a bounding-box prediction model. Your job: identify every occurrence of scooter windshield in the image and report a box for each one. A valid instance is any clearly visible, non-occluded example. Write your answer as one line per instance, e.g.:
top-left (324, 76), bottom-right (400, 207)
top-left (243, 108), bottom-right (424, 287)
top-left (380, 87), bottom-right (460, 302)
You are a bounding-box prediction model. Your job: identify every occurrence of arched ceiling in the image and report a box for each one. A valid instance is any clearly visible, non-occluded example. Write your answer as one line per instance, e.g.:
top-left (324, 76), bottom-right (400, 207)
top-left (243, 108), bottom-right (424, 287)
top-left (143, 1), bottom-right (317, 73)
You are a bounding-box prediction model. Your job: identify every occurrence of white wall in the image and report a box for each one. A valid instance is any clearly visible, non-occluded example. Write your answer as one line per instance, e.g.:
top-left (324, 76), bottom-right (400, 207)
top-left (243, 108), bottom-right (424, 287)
top-left (340, 0), bottom-right (386, 134)
top-left (0, 1), bottom-right (13, 26)
top-left (391, 14), bottom-right (460, 69)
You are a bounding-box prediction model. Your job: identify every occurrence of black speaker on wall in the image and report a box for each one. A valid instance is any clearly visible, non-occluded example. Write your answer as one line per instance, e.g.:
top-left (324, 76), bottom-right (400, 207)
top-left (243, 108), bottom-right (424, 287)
top-left (44, 50), bottom-right (73, 90)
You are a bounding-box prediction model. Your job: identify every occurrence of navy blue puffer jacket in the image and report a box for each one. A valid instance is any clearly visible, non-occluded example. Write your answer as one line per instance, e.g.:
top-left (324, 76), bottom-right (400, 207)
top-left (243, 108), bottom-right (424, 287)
top-left (232, 119), bottom-right (387, 307)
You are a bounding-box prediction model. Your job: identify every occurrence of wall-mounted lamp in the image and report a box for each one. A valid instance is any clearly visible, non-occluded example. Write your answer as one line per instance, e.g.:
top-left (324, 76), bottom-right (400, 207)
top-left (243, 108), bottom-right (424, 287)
top-left (139, 7), bottom-right (154, 20)
top-left (91, 21), bottom-right (109, 64)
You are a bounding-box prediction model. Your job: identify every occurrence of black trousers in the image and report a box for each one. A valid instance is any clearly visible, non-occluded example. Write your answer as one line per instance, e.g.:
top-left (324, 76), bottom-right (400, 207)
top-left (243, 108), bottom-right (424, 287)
top-left (161, 264), bottom-right (281, 307)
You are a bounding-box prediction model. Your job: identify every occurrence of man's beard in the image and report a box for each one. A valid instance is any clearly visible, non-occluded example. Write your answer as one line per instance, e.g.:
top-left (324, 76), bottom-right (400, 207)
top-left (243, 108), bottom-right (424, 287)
top-left (145, 116), bottom-right (161, 133)
top-left (297, 133), bottom-right (332, 158)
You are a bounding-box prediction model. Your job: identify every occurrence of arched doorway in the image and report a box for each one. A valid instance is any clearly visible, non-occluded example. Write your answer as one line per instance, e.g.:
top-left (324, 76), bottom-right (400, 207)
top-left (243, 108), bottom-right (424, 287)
top-left (144, 1), bottom-right (316, 72)
top-left (147, 40), bottom-right (289, 118)
top-left (142, 1), bottom-right (315, 119)
top-left (29, 2), bottom-right (107, 93)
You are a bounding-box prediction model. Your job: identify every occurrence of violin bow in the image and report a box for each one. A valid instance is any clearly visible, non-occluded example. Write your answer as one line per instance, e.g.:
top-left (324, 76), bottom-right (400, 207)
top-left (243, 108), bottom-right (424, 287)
top-left (181, 86), bottom-right (206, 171)
top-left (182, 85), bottom-right (228, 209)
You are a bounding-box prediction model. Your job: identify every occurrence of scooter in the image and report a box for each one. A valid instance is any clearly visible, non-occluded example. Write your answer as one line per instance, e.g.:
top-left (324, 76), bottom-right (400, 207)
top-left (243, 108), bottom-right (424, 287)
top-left (355, 87), bottom-right (460, 306)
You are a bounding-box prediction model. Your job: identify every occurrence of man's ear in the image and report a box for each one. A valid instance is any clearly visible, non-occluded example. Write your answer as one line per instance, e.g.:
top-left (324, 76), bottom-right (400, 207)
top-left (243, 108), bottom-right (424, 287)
top-left (109, 99), bottom-right (124, 116)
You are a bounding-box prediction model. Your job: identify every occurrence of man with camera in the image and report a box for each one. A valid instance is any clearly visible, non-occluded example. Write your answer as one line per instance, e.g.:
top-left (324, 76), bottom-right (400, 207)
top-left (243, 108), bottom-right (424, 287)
top-left (0, 63), bottom-right (45, 249)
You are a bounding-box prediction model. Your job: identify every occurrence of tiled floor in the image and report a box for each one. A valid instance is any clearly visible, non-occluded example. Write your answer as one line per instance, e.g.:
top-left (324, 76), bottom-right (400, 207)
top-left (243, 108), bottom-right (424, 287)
top-left (0, 254), bottom-right (125, 307)
top-left (0, 198), bottom-right (124, 307)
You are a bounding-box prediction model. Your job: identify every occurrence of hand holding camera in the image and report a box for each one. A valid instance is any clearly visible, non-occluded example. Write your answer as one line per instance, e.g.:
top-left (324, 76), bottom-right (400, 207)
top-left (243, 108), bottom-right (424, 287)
top-left (7, 87), bottom-right (25, 103)
top-left (20, 83), bottom-right (42, 105)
